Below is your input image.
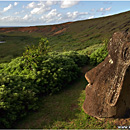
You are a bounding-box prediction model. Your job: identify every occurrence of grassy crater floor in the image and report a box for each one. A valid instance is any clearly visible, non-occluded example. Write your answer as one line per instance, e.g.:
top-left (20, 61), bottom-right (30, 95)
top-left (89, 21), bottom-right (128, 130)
top-left (13, 66), bottom-right (129, 129)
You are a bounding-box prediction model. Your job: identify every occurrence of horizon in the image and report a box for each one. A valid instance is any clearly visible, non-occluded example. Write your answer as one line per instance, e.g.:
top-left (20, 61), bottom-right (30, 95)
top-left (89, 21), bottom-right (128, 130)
top-left (0, 1), bottom-right (130, 27)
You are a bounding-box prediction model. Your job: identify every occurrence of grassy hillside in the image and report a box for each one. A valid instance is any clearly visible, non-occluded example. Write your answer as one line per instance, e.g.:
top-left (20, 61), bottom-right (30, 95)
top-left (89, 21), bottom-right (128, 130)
top-left (0, 10), bottom-right (130, 63)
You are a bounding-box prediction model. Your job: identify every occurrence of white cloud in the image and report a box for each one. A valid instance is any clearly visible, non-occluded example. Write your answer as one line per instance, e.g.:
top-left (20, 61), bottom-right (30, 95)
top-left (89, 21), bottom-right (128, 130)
top-left (61, 0), bottom-right (79, 8)
top-left (105, 7), bottom-right (111, 11)
top-left (0, 16), bottom-right (21, 22)
top-left (103, 1), bottom-right (112, 4)
top-left (40, 9), bottom-right (62, 23)
top-left (14, 12), bottom-right (19, 15)
top-left (26, 1), bottom-right (51, 15)
top-left (46, 9), bottom-right (59, 18)
top-left (45, 0), bottom-right (53, 6)
top-left (107, 14), bottom-right (112, 16)
top-left (88, 16), bottom-right (94, 19)
top-left (26, 2), bottom-right (36, 9)
top-left (3, 4), bottom-right (13, 12)
top-left (31, 7), bottom-right (42, 14)
top-left (14, 2), bottom-right (18, 6)
top-left (0, 15), bottom-right (35, 24)
top-left (45, 0), bottom-right (58, 6)
top-left (23, 14), bottom-right (32, 20)
top-left (100, 8), bottom-right (104, 12)
top-left (67, 11), bottom-right (88, 19)
top-left (31, 5), bottom-right (50, 15)
top-left (97, 8), bottom-right (104, 12)
top-left (97, 7), bottom-right (112, 12)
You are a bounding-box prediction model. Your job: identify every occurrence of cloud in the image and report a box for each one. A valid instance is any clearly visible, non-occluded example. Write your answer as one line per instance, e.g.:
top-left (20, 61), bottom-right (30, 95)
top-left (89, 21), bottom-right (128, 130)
top-left (23, 14), bottom-right (32, 20)
top-left (40, 9), bottom-right (62, 23)
top-left (0, 16), bottom-right (21, 23)
top-left (14, 2), bottom-right (18, 6)
top-left (0, 14), bottom-right (36, 24)
top-left (46, 9), bottom-right (58, 18)
top-left (61, 0), bottom-right (79, 8)
top-left (31, 6), bottom-right (50, 15)
top-left (107, 14), bottom-right (112, 16)
top-left (97, 8), bottom-right (104, 12)
top-left (26, 1), bottom-right (57, 9)
top-left (3, 4), bottom-right (13, 12)
top-left (45, 0), bottom-right (58, 6)
top-left (0, 9), bottom-right (89, 25)
top-left (97, 7), bottom-right (112, 12)
top-left (26, 2), bottom-right (36, 9)
top-left (103, 1), bottom-right (112, 4)
top-left (31, 7), bottom-right (43, 14)
top-left (26, 1), bottom-right (51, 15)
top-left (88, 16), bottom-right (94, 19)
top-left (14, 12), bottom-right (19, 15)
top-left (14, 10), bottom-right (25, 15)
top-left (105, 7), bottom-right (111, 11)
top-left (0, 3), bottom-right (96, 26)
top-left (67, 11), bottom-right (88, 19)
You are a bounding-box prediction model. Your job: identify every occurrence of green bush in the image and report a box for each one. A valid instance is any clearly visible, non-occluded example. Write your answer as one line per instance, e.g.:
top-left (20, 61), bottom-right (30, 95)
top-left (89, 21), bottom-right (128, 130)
top-left (90, 40), bottom-right (108, 65)
top-left (0, 74), bottom-right (38, 128)
top-left (0, 38), bottom-right (89, 128)
top-left (0, 57), bottom-right (38, 128)
top-left (49, 51), bottom-right (89, 67)
top-left (61, 51), bottom-right (89, 67)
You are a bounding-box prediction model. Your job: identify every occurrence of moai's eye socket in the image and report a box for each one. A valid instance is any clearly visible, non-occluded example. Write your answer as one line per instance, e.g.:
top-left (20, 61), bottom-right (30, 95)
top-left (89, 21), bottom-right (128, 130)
top-left (123, 47), bottom-right (129, 60)
top-left (122, 43), bottom-right (130, 62)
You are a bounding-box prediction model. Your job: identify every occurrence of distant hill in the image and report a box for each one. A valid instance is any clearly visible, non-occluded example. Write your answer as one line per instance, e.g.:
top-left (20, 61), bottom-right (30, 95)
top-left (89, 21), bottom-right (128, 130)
top-left (0, 10), bottom-right (130, 63)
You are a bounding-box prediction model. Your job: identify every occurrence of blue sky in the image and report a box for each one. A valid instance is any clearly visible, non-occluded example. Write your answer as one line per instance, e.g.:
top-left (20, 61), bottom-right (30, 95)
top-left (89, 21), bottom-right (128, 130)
top-left (0, 1), bottom-right (130, 26)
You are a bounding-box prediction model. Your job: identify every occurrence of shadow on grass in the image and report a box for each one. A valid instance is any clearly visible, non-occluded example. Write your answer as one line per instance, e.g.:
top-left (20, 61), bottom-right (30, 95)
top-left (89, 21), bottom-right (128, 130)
top-left (14, 69), bottom-right (88, 129)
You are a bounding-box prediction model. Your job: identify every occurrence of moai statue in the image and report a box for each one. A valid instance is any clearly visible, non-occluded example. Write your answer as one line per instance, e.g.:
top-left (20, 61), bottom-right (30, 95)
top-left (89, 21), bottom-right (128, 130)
top-left (83, 32), bottom-right (130, 119)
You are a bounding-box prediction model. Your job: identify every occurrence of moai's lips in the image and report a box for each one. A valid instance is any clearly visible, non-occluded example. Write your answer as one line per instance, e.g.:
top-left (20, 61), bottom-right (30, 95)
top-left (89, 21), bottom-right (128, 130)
top-left (83, 32), bottom-right (130, 118)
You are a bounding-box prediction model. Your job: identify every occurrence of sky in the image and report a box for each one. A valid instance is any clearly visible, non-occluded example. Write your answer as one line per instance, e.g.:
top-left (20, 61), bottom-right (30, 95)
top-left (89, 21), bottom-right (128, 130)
top-left (0, 1), bottom-right (130, 27)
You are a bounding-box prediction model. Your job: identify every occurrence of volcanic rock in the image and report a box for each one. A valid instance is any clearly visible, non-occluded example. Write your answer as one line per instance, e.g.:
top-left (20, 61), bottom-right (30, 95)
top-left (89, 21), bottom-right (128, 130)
top-left (83, 31), bottom-right (130, 118)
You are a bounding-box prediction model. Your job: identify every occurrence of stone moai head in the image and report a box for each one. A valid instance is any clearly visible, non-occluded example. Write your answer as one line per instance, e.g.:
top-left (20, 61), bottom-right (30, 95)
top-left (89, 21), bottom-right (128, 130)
top-left (83, 32), bottom-right (130, 119)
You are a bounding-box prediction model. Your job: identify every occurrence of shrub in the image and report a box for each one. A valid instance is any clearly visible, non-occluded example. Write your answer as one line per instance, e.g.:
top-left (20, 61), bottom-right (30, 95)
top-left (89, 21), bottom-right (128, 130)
top-left (0, 38), bottom-right (89, 128)
top-left (0, 74), bottom-right (38, 128)
top-left (90, 40), bottom-right (108, 65)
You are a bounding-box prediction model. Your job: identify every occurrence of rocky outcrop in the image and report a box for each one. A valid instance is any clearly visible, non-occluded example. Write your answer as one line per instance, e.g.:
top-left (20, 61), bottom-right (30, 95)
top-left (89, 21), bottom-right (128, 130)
top-left (83, 31), bottom-right (130, 118)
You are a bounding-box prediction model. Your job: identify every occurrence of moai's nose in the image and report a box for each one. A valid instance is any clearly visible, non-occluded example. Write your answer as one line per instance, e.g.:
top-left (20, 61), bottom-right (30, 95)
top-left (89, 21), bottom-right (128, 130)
top-left (85, 56), bottom-right (110, 86)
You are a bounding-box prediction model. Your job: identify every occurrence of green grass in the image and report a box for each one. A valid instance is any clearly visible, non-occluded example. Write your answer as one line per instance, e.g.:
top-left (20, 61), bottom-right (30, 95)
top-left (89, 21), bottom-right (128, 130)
top-left (0, 34), bottom-right (41, 63)
top-left (77, 43), bottom-right (104, 55)
top-left (14, 65), bottom-right (116, 129)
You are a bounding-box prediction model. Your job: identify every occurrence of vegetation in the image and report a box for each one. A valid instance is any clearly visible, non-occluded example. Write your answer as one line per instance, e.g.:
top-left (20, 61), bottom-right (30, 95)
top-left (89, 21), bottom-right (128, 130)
top-left (0, 38), bottom-right (89, 128)
top-left (0, 34), bottom-right (41, 63)
top-left (89, 40), bottom-right (108, 65)
top-left (15, 72), bottom-right (116, 129)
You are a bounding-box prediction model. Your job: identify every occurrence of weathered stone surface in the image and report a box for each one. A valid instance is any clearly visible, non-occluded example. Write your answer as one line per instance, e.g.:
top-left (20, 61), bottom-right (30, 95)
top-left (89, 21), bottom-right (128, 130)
top-left (83, 32), bottom-right (130, 118)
